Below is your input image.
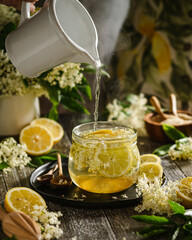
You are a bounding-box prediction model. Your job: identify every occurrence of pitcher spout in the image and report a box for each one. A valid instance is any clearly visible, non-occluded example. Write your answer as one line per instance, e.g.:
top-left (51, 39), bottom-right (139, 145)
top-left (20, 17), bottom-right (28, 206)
top-left (70, 53), bottom-right (102, 68)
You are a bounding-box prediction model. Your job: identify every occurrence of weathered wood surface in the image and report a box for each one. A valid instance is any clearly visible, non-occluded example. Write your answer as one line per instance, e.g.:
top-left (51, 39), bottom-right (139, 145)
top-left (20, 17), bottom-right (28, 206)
top-left (0, 115), bottom-right (191, 240)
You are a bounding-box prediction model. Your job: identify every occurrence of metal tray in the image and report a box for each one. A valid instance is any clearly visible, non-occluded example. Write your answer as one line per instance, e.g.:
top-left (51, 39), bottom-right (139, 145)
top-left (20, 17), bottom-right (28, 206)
top-left (30, 160), bottom-right (166, 208)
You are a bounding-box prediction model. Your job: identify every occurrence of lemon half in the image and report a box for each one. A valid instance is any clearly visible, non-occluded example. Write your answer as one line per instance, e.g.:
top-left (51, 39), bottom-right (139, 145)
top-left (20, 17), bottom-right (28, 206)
top-left (5, 187), bottom-right (46, 214)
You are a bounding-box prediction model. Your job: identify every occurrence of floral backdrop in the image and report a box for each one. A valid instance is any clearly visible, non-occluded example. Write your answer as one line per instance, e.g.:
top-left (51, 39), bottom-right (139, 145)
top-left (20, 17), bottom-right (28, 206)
top-left (108, 0), bottom-right (192, 109)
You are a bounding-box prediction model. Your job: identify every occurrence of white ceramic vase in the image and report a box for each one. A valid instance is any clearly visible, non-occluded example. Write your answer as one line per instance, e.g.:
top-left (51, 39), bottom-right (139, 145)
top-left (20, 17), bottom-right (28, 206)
top-left (0, 93), bottom-right (40, 136)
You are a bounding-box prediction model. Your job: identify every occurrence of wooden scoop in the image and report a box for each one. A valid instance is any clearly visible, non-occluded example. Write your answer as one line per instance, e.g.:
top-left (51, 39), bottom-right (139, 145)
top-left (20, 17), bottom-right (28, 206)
top-left (0, 206), bottom-right (41, 240)
top-left (170, 93), bottom-right (178, 116)
top-left (150, 96), bottom-right (167, 120)
top-left (170, 93), bottom-right (192, 121)
top-left (50, 154), bottom-right (72, 188)
top-left (37, 164), bottom-right (58, 184)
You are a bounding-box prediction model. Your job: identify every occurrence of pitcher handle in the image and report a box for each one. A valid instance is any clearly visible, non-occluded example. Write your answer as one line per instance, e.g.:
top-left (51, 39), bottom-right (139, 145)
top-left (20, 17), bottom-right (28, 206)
top-left (19, 0), bottom-right (49, 26)
top-left (19, 2), bottom-right (31, 26)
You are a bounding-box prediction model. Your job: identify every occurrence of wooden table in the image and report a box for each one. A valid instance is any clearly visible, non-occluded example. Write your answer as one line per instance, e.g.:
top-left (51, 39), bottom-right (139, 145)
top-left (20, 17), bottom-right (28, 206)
top-left (0, 114), bottom-right (191, 240)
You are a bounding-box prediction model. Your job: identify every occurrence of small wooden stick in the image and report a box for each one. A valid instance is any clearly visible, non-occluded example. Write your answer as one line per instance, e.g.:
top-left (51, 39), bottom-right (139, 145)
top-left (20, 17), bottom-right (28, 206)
top-left (150, 96), bottom-right (167, 120)
top-left (170, 93), bottom-right (178, 116)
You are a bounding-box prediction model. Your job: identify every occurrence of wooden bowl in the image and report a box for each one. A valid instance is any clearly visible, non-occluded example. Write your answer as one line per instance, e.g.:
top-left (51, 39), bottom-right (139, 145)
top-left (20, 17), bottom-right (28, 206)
top-left (144, 110), bottom-right (192, 143)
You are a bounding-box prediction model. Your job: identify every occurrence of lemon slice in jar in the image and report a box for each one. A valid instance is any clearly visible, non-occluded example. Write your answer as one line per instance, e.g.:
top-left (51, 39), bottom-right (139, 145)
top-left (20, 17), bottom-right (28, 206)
top-left (94, 144), bottom-right (132, 178)
top-left (88, 129), bottom-right (132, 178)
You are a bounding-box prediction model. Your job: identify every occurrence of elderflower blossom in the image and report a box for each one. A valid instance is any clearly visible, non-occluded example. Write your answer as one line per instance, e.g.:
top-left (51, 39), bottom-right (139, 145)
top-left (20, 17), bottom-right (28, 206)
top-left (106, 93), bottom-right (148, 136)
top-left (0, 4), bottom-right (19, 31)
top-left (0, 137), bottom-right (31, 172)
top-left (0, 50), bottom-right (29, 97)
top-left (135, 176), bottom-right (181, 215)
top-left (31, 205), bottom-right (63, 240)
top-left (168, 137), bottom-right (192, 161)
top-left (43, 63), bottom-right (83, 89)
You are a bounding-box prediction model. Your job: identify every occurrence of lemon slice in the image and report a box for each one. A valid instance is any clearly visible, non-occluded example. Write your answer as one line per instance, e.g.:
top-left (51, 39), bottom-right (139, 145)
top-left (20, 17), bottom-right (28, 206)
top-left (4, 187), bottom-right (46, 214)
top-left (177, 177), bottom-right (192, 208)
top-left (139, 162), bottom-right (163, 181)
top-left (31, 118), bottom-right (64, 144)
top-left (140, 154), bottom-right (161, 164)
top-left (87, 129), bottom-right (119, 138)
top-left (20, 125), bottom-right (53, 155)
top-left (94, 144), bottom-right (132, 178)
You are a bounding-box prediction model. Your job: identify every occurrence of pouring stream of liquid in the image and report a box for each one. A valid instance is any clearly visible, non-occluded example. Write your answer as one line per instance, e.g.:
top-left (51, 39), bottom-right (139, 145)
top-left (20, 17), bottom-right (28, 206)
top-left (93, 66), bottom-right (102, 131)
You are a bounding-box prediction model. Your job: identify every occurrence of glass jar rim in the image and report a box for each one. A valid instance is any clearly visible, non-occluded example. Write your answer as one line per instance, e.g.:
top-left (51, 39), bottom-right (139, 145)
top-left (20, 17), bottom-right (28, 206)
top-left (72, 121), bottom-right (137, 143)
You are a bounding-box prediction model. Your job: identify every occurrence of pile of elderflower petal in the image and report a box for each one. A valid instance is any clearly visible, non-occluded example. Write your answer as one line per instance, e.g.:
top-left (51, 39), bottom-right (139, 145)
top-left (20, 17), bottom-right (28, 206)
top-left (31, 205), bottom-right (63, 240)
top-left (135, 176), bottom-right (181, 215)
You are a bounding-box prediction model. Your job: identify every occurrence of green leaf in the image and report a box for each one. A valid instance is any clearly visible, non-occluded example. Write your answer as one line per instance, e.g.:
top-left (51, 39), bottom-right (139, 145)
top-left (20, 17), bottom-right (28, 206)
top-left (0, 161), bottom-right (10, 170)
top-left (168, 201), bottom-right (185, 215)
top-left (184, 223), bottom-right (192, 232)
top-left (61, 96), bottom-right (89, 114)
top-left (82, 64), bottom-right (110, 78)
top-left (48, 105), bottom-right (59, 121)
top-left (137, 225), bottom-right (169, 237)
top-left (162, 124), bottom-right (186, 141)
top-left (153, 144), bottom-right (172, 156)
top-left (39, 156), bottom-right (57, 161)
top-left (183, 235), bottom-right (192, 240)
top-left (76, 76), bottom-right (92, 100)
top-left (131, 215), bottom-right (172, 225)
top-left (3, 236), bottom-right (18, 240)
top-left (0, 22), bottom-right (17, 50)
top-left (30, 156), bottom-right (44, 167)
top-left (70, 87), bottom-right (84, 102)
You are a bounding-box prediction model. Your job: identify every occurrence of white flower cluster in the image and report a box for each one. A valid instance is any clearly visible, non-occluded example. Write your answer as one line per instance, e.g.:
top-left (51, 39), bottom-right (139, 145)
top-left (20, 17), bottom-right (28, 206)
top-left (0, 137), bottom-right (31, 172)
top-left (135, 176), bottom-right (181, 215)
top-left (0, 50), bottom-right (29, 97)
top-left (31, 205), bottom-right (63, 240)
top-left (0, 4), bottom-right (19, 31)
top-left (106, 93), bottom-right (148, 136)
top-left (0, 5), bottom-right (29, 97)
top-left (43, 63), bottom-right (83, 89)
top-left (168, 137), bottom-right (192, 161)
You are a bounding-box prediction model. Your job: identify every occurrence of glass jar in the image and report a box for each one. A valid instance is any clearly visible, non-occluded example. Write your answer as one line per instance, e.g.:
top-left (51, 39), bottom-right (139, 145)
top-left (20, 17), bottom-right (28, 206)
top-left (68, 121), bottom-right (140, 194)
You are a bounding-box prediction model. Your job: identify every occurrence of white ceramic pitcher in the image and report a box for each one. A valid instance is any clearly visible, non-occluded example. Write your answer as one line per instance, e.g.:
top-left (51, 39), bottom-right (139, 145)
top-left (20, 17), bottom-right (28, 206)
top-left (5, 0), bottom-right (101, 78)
